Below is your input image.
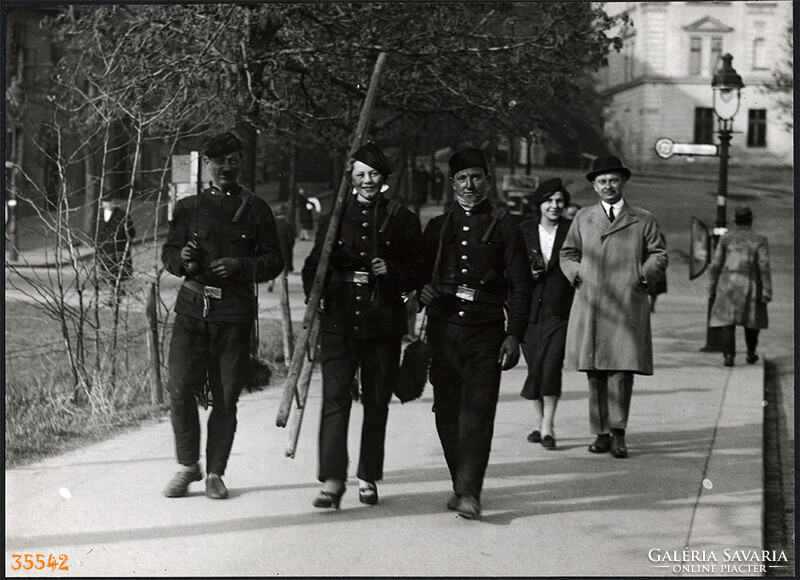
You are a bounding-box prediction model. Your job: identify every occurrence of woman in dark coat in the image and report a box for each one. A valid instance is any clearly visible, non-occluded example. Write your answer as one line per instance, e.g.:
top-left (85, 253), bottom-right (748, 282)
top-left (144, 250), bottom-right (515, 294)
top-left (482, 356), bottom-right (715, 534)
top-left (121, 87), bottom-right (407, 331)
top-left (518, 178), bottom-right (575, 449)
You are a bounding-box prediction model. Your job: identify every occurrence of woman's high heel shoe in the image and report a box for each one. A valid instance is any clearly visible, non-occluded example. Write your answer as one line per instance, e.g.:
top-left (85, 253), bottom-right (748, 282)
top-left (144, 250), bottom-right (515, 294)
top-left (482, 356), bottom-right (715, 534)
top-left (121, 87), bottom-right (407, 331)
top-left (312, 484), bottom-right (346, 509)
top-left (358, 482), bottom-right (378, 505)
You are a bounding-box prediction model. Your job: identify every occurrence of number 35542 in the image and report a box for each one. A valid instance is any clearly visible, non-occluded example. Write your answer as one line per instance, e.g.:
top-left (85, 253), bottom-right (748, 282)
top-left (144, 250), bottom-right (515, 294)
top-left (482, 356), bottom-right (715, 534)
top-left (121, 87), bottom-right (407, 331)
top-left (10, 553), bottom-right (69, 571)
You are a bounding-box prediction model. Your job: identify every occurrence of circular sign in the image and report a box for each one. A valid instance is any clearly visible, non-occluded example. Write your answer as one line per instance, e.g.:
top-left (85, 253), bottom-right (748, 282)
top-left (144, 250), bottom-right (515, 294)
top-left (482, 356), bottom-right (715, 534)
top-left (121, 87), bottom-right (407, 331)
top-left (654, 138), bottom-right (674, 159)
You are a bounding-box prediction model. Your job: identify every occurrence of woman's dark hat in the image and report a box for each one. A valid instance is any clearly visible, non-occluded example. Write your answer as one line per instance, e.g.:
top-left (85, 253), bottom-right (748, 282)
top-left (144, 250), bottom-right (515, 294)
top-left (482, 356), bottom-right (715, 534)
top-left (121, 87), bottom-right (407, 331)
top-left (351, 142), bottom-right (392, 178)
top-left (201, 131), bottom-right (242, 158)
top-left (734, 205), bottom-right (753, 224)
top-left (532, 177), bottom-right (570, 207)
top-left (449, 148), bottom-right (488, 175)
top-left (585, 155), bottom-right (632, 182)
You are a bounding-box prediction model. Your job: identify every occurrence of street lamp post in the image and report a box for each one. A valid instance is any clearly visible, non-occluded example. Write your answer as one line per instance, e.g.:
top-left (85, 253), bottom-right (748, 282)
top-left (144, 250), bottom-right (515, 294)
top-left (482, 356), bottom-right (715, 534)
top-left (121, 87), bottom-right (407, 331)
top-left (702, 54), bottom-right (744, 351)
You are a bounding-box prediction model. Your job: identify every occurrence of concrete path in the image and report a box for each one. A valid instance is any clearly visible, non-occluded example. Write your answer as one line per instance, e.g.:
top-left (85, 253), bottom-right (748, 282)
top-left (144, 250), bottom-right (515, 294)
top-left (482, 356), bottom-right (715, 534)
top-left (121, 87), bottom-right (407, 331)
top-left (5, 334), bottom-right (771, 576)
top-left (6, 171), bottom-right (792, 576)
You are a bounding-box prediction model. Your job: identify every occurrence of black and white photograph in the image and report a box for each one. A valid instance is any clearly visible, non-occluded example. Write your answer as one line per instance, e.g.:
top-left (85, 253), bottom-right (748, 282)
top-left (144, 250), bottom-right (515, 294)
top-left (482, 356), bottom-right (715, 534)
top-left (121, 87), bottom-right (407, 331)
top-left (4, 1), bottom-right (794, 576)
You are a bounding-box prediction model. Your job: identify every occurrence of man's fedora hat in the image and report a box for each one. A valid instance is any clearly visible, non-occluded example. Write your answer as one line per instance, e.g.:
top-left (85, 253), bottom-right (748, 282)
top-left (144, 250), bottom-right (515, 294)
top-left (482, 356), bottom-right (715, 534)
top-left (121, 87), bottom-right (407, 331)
top-left (585, 155), bottom-right (632, 182)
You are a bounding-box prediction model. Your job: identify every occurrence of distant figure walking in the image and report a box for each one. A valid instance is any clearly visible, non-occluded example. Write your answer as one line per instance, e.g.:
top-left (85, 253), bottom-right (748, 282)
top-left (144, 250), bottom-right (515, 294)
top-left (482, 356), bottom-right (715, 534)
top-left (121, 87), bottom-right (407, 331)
top-left (708, 205), bottom-right (771, 367)
top-left (97, 197), bottom-right (136, 285)
top-left (431, 165), bottom-right (445, 204)
top-left (298, 190), bottom-right (320, 240)
top-left (267, 203), bottom-right (296, 292)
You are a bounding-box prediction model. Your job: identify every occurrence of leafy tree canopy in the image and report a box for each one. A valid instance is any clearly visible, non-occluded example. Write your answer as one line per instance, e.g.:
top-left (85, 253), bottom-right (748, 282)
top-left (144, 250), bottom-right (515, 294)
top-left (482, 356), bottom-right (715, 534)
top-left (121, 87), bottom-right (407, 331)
top-left (48, 2), bottom-right (624, 155)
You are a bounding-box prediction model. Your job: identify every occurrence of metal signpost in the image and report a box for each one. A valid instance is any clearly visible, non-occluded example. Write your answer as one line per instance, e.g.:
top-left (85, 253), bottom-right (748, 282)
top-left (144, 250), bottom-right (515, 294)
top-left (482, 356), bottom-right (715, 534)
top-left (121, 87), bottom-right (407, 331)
top-left (654, 54), bottom-right (744, 352)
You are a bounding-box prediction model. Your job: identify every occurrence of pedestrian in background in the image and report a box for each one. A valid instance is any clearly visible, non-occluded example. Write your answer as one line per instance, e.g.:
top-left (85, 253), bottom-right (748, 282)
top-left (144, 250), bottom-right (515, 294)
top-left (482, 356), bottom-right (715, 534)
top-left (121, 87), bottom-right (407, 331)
top-left (431, 165), bottom-right (445, 204)
top-left (267, 203), bottom-right (295, 293)
top-left (560, 155), bottom-right (668, 459)
top-left (97, 197), bottom-right (136, 285)
top-left (708, 205), bottom-right (771, 367)
top-left (413, 162), bottom-right (430, 206)
top-left (420, 147), bottom-right (531, 519)
top-left (161, 131), bottom-right (284, 500)
top-left (563, 202), bottom-right (581, 221)
top-left (298, 189), bottom-right (319, 240)
top-left (518, 178), bottom-right (575, 450)
top-left (302, 143), bottom-right (424, 509)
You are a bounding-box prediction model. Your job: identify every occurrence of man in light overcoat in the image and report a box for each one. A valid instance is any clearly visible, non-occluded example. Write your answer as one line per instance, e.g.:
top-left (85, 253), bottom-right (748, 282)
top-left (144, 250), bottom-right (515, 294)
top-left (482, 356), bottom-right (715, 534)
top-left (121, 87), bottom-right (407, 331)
top-left (559, 155), bottom-right (668, 458)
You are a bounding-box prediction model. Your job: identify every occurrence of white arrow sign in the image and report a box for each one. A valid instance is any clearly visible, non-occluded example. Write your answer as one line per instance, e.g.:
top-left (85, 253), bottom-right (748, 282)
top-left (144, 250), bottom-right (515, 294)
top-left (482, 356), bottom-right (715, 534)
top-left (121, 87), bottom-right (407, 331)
top-left (655, 138), bottom-right (718, 159)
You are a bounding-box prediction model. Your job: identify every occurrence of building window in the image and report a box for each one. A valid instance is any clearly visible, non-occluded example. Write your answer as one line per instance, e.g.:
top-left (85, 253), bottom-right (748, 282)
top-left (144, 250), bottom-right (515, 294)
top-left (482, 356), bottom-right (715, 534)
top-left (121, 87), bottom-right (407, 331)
top-left (747, 109), bottom-right (767, 147)
top-left (710, 37), bottom-right (723, 72)
top-left (689, 37), bottom-right (702, 75)
top-left (752, 38), bottom-right (767, 69)
top-left (752, 21), bottom-right (768, 70)
top-left (694, 108), bottom-right (715, 144)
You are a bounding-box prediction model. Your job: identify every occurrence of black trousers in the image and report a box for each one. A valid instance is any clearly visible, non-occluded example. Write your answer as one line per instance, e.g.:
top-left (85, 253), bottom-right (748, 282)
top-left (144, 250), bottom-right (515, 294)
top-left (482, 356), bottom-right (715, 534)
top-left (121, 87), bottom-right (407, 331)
top-left (318, 332), bottom-right (400, 483)
top-left (720, 325), bottom-right (759, 357)
top-left (428, 319), bottom-right (504, 500)
top-left (168, 314), bottom-right (251, 475)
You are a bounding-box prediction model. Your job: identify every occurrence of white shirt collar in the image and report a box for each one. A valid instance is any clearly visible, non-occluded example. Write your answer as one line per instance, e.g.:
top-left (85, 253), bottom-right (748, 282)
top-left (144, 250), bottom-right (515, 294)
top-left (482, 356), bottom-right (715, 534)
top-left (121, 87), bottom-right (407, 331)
top-left (601, 199), bottom-right (624, 215)
top-left (538, 223), bottom-right (557, 263)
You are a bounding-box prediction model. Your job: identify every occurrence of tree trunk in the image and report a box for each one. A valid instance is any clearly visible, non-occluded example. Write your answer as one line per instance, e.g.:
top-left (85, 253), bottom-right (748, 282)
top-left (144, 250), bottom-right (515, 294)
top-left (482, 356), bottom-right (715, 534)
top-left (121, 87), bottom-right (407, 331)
top-left (236, 122), bottom-right (257, 193)
top-left (525, 136), bottom-right (532, 175)
top-left (508, 134), bottom-right (516, 175)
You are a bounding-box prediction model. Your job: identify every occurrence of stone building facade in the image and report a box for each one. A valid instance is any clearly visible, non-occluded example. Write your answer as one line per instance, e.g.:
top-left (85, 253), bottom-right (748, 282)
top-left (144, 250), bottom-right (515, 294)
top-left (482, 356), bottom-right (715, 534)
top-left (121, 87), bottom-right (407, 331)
top-left (598, 1), bottom-right (793, 169)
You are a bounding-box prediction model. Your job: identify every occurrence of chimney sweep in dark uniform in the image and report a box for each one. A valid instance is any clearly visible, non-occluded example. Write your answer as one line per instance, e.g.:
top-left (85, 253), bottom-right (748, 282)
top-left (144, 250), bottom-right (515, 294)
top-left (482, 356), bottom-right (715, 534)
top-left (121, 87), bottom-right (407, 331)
top-left (419, 147), bottom-right (531, 519)
top-left (302, 142), bottom-right (424, 509)
top-left (161, 131), bottom-right (284, 500)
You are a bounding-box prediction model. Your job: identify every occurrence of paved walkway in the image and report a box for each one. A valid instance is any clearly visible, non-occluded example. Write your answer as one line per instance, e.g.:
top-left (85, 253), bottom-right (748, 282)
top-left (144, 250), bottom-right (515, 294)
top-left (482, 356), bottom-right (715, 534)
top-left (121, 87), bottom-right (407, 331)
top-left (5, 251), bottom-right (777, 577)
top-left (4, 344), bottom-right (768, 577)
top-left (6, 170), bottom-right (792, 576)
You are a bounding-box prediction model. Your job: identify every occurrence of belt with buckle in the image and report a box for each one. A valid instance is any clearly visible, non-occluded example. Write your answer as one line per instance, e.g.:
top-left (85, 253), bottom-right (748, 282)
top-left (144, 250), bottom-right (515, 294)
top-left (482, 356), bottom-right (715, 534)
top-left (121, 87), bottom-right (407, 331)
top-left (436, 284), bottom-right (504, 305)
top-left (184, 280), bottom-right (223, 318)
top-left (332, 271), bottom-right (370, 284)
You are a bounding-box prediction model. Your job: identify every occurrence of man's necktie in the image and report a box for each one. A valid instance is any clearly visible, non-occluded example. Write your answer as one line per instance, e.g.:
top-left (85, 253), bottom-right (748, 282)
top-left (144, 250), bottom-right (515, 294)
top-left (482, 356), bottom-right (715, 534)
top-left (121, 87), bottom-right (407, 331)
top-left (608, 206), bottom-right (615, 222)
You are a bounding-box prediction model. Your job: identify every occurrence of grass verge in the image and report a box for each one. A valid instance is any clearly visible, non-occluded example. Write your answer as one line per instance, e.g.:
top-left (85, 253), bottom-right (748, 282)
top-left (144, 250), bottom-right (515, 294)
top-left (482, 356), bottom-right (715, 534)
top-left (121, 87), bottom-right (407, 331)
top-left (5, 299), bottom-right (288, 468)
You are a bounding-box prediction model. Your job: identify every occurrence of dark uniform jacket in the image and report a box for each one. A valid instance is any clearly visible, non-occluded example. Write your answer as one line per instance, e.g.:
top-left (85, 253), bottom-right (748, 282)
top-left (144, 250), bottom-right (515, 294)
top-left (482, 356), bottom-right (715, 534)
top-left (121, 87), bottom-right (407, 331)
top-left (302, 196), bottom-right (424, 339)
top-left (422, 200), bottom-right (531, 340)
top-left (518, 217), bottom-right (574, 321)
top-left (162, 186), bottom-right (284, 323)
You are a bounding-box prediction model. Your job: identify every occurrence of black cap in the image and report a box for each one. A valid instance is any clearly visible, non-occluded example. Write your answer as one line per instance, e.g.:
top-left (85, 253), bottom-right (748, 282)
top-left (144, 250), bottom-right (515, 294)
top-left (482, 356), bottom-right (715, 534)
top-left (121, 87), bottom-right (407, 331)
top-left (532, 177), bottom-right (570, 207)
top-left (449, 148), bottom-right (488, 176)
top-left (585, 155), bottom-right (631, 182)
top-left (201, 131), bottom-right (242, 158)
top-left (351, 142), bottom-right (392, 178)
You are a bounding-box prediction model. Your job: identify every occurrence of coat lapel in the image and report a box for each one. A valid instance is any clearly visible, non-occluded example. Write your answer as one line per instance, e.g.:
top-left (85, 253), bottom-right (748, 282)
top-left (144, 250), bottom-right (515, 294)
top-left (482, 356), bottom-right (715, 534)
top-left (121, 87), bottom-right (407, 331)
top-left (601, 202), bottom-right (639, 238)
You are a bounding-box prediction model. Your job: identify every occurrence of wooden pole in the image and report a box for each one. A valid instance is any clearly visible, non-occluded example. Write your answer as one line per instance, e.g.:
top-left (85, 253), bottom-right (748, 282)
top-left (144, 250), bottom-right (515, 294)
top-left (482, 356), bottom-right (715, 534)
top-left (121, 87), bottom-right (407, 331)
top-left (145, 282), bottom-right (163, 404)
top-left (284, 325), bottom-right (320, 457)
top-left (276, 51), bottom-right (388, 431)
top-left (279, 270), bottom-right (294, 366)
